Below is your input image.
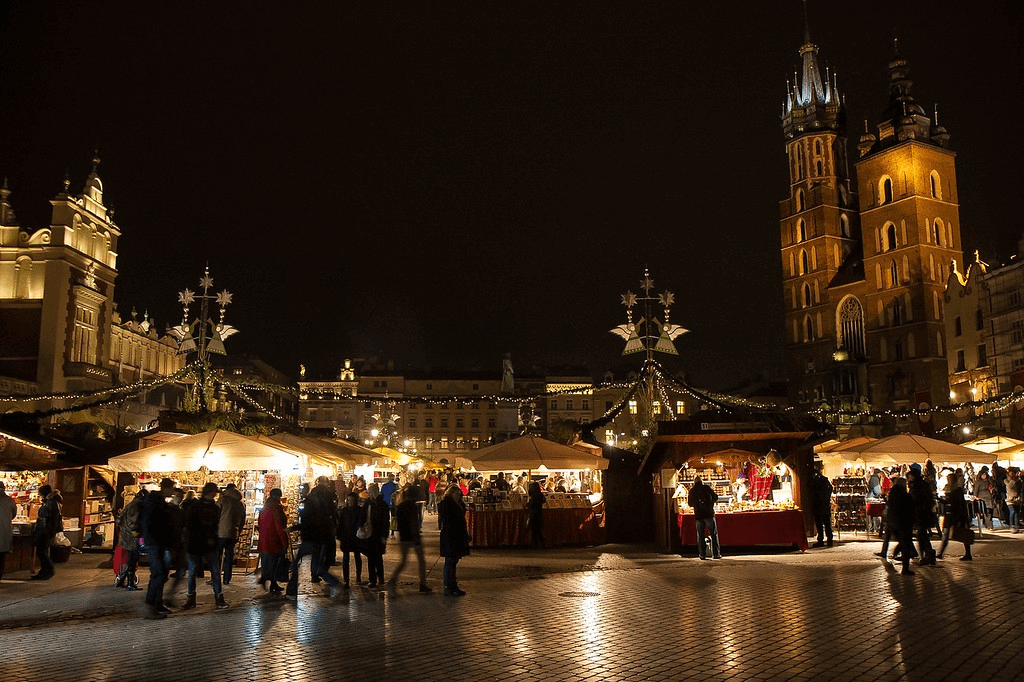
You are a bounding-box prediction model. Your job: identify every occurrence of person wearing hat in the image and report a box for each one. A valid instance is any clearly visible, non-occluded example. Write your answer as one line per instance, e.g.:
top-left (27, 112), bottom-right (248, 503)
top-left (183, 482), bottom-right (229, 610)
top-left (257, 488), bottom-right (289, 593)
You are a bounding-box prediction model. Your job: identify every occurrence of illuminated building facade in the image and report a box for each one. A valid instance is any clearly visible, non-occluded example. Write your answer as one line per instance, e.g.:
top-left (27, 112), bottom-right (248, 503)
top-left (780, 31), bottom-right (964, 427)
top-left (0, 158), bottom-right (185, 429)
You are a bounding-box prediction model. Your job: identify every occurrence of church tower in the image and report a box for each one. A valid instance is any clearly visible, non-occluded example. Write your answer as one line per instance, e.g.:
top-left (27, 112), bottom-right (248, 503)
top-left (779, 16), bottom-right (861, 408)
top-left (855, 45), bottom-right (963, 416)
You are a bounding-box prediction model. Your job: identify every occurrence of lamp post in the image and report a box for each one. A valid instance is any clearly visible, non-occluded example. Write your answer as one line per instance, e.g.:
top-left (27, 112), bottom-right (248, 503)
top-left (169, 266), bottom-right (237, 412)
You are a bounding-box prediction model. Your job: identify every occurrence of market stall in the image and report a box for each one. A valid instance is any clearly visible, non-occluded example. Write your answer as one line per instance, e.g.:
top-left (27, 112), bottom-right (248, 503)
top-left (1, 430), bottom-right (64, 572)
top-left (672, 452), bottom-right (808, 551)
top-left (462, 436), bottom-right (608, 548)
top-left (107, 429), bottom-right (351, 565)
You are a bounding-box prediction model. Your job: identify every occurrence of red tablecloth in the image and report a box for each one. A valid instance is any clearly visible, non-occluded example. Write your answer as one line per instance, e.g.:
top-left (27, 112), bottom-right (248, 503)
top-left (866, 502), bottom-right (886, 517)
top-left (678, 510), bottom-right (808, 551)
top-left (468, 506), bottom-right (604, 548)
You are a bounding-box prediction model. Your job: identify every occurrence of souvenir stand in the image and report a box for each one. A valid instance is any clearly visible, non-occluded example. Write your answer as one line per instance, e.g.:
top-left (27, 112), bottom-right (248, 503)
top-left (0, 430), bottom-right (64, 572)
top-left (107, 429), bottom-right (349, 568)
top-left (51, 465), bottom-right (117, 550)
top-left (671, 448), bottom-right (808, 551)
top-left (461, 436), bottom-right (608, 548)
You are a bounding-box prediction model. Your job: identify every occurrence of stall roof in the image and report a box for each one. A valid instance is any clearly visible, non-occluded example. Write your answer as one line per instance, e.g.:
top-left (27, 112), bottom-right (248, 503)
top-left (0, 429), bottom-right (63, 470)
top-left (260, 433), bottom-right (357, 469)
top-left (465, 435), bottom-right (609, 471)
top-left (108, 429), bottom-right (305, 473)
top-left (962, 435), bottom-right (1024, 454)
top-left (831, 433), bottom-right (993, 465)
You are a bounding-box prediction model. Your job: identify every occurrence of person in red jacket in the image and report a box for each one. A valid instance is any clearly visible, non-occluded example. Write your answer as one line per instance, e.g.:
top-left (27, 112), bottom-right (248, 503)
top-left (257, 488), bottom-right (289, 594)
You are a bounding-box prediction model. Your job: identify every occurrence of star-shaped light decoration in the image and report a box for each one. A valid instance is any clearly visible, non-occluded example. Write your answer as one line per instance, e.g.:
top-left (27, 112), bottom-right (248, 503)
top-left (216, 290), bottom-right (233, 306)
top-left (621, 291), bottom-right (637, 308)
top-left (200, 274), bottom-right (214, 289)
top-left (659, 291), bottom-right (675, 308)
top-left (178, 288), bottom-right (195, 306)
top-left (641, 275), bottom-right (654, 293)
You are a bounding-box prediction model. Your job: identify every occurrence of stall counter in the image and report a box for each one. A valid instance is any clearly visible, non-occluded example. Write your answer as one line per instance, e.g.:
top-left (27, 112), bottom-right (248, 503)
top-left (467, 504), bottom-right (604, 548)
top-left (677, 509), bottom-right (808, 552)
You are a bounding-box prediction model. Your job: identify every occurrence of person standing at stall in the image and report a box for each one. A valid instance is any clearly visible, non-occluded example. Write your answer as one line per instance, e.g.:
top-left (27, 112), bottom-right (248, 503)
top-left (337, 492), bottom-right (364, 588)
top-left (257, 488), bottom-right (289, 594)
top-left (386, 484), bottom-right (432, 593)
top-left (216, 483), bottom-right (246, 586)
top-left (936, 470), bottom-right (973, 561)
top-left (810, 467), bottom-right (834, 548)
top-left (528, 482), bottom-right (546, 549)
top-left (362, 483), bottom-right (390, 589)
top-left (687, 476), bottom-right (721, 560)
top-left (0, 481), bottom-right (16, 582)
top-left (1007, 468), bottom-right (1022, 533)
top-left (887, 478), bottom-right (917, 575)
top-left (438, 484), bottom-right (469, 596)
top-left (907, 463), bottom-right (937, 566)
top-left (31, 485), bottom-right (62, 580)
top-left (183, 482), bottom-right (229, 610)
top-left (139, 477), bottom-right (176, 619)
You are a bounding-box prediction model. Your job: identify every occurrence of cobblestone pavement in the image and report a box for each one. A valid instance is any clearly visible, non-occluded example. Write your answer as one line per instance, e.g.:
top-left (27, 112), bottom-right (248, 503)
top-left (2, 530), bottom-right (1023, 682)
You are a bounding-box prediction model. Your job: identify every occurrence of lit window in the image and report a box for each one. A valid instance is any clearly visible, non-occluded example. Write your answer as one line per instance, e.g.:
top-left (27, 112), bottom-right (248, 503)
top-left (628, 400), bottom-right (638, 415)
top-left (676, 401), bottom-right (685, 415)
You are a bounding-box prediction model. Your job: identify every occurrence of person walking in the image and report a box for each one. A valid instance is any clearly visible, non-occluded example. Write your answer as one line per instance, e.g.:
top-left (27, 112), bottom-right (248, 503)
top-left (216, 483), bottom-right (246, 586)
top-left (687, 476), bottom-right (722, 560)
top-left (286, 477), bottom-right (342, 599)
top-left (936, 470), bottom-right (974, 561)
top-left (888, 478), bottom-right (917, 575)
top-left (810, 467), bottom-right (834, 548)
top-left (438, 484), bottom-right (470, 596)
top-left (528, 481), bottom-right (546, 549)
top-left (257, 488), bottom-right (289, 594)
top-left (182, 482), bottom-right (229, 610)
top-left (337, 491), bottom-right (364, 588)
top-left (115, 489), bottom-right (146, 590)
top-left (362, 482), bottom-right (390, 589)
top-left (908, 463), bottom-right (937, 566)
top-left (1006, 468), bottom-right (1022, 533)
top-left (0, 481), bottom-right (16, 581)
top-left (139, 477), bottom-right (176, 619)
top-left (165, 488), bottom-right (187, 596)
top-left (31, 484), bottom-right (62, 580)
top-left (386, 484), bottom-right (432, 593)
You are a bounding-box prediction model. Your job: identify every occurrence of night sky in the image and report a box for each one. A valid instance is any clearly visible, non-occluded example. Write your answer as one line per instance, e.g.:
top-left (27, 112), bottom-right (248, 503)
top-left (1, 2), bottom-right (1021, 390)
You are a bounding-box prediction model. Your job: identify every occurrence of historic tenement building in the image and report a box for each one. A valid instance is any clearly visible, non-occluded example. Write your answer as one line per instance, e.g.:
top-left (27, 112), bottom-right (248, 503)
top-left (780, 29), bottom-right (964, 429)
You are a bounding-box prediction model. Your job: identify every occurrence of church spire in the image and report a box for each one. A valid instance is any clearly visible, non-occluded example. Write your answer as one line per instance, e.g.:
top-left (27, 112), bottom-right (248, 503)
top-left (782, 1), bottom-right (843, 139)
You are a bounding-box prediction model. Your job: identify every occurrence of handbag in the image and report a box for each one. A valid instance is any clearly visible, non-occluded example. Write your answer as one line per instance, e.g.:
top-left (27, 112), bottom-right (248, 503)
top-left (356, 513), bottom-right (373, 540)
top-left (952, 526), bottom-right (975, 545)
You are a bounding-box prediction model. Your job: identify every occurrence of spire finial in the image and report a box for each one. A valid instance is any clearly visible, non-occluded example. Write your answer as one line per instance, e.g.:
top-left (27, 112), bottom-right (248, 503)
top-left (893, 35), bottom-right (900, 56)
top-left (803, 0), bottom-right (811, 44)
top-left (92, 147), bottom-right (100, 172)
top-left (62, 169), bottom-right (70, 194)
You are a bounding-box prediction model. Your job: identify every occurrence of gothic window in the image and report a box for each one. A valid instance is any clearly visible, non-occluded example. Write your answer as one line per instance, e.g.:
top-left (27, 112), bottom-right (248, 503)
top-left (880, 176), bottom-right (894, 204)
top-left (803, 314), bottom-right (814, 341)
top-left (838, 296), bottom-right (866, 360)
top-left (816, 160), bottom-right (823, 175)
top-left (894, 339), bottom-right (904, 361)
top-left (803, 284), bottom-right (812, 308)
top-left (930, 171), bottom-right (941, 199)
top-left (796, 189), bottom-right (805, 212)
top-left (800, 250), bottom-right (809, 275)
top-left (888, 260), bottom-right (898, 288)
top-left (840, 214), bottom-right (850, 238)
top-left (885, 223), bottom-right (897, 251)
top-left (815, 139), bottom-right (823, 155)
top-left (892, 298), bottom-right (904, 325)
top-left (797, 219), bottom-right (806, 242)
top-left (933, 219), bottom-right (945, 246)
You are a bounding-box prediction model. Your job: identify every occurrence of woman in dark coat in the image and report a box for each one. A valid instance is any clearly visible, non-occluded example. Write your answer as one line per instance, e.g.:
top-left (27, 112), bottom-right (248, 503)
top-left (337, 492), bottom-right (364, 587)
top-left (888, 478), bottom-right (917, 575)
top-left (438, 484), bottom-right (470, 596)
top-left (936, 470), bottom-right (973, 561)
top-left (528, 481), bottom-right (546, 549)
top-left (361, 483), bottom-right (389, 589)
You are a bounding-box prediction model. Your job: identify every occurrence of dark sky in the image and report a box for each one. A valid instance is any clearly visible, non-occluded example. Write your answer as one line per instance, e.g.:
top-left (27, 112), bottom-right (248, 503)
top-left (1, 2), bottom-right (1021, 390)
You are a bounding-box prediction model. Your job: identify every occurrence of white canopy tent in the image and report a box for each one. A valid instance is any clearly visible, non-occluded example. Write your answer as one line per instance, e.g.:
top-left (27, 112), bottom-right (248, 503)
top-left (831, 433), bottom-right (995, 466)
top-left (108, 429), bottom-right (311, 473)
top-left (465, 436), bottom-right (609, 471)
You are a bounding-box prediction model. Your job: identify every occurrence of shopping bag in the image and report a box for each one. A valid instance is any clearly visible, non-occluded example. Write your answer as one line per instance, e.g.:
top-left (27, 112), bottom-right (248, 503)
top-left (952, 526), bottom-right (975, 545)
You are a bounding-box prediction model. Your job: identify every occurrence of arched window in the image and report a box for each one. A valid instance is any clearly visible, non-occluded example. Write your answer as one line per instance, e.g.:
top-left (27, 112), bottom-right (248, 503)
top-left (803, 283), bottom-right (812, 308)
top-left (797, 219), bottom-right (806, 242)
top-left (815, 139), bottom-right (823, 155)
top-left (881, 176), bottom-right (894, 204)
top-left (838, 296), bottom-right (866, 359)
top-left (933, 219), bottom-right (945, 246)
top-left (930, 171), bottom-right (941, 199)
top-left (840, 214), bottom-right (850, 237)
top-left (892, 298), bottom-right (904, 325)
top-left (885, 223), bottom-right (897, 251)
top-left (888, 259), bottom-right (898, 287)
top-left (796, 189), bottom-right (805, 212)
top-left (796, 145), bottom-right (804, 180)
top-left (816, 160), bottom-right (823, 175)
top-left (800, 249), bottom-right (809, 275)
top-left (804, 314), bottom-right (814, 341)
top-left (894, 338), bottom-right (904, 361)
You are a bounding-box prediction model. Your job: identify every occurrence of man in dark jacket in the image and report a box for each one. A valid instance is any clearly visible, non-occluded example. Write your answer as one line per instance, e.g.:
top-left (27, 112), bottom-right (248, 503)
top-left (183, 482), bottom-right (229, 610)
top-left (687, 476), bottom-right (721, 560)
top-left (908, 463), bottom-right (937, 566)
top-left (285, 477), bottom-right (341, 599)
top-left (385, 484), bottom-right (431, 592)
top-left (31, 485), bottom-right (62, 580)
top-left (216, 483), bottom-right (246, 585)
top-left (139, 477), bottom-right (176, 619)
top-left (810, 468), bottom-right (834, 548)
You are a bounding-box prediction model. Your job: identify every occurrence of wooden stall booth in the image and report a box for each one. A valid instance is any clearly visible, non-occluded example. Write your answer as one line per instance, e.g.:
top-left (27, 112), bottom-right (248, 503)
top-left (461, 436), bottom-right (608, 548)
top-left (0, 430), bottom-right (64, 573)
